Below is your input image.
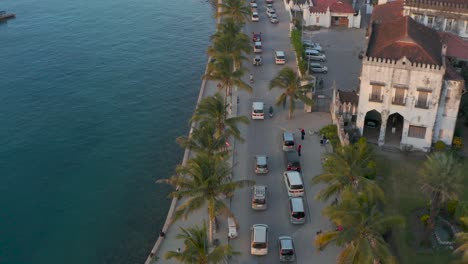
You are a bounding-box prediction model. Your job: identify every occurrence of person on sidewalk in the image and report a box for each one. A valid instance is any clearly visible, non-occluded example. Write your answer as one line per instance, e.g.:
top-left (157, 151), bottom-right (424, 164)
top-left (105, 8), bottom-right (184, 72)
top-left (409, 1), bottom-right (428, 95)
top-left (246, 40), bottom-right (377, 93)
top-left (297, 144), bottom-right (302, 156)
top-left (301, 128), bottom-right (305, 140)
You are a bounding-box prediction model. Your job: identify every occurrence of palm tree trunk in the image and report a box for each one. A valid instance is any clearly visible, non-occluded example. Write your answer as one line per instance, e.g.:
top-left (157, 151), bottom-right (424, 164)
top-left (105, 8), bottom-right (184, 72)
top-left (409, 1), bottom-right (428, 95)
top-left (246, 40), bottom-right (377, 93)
top-left (208, 209), bottom-right (214, 245)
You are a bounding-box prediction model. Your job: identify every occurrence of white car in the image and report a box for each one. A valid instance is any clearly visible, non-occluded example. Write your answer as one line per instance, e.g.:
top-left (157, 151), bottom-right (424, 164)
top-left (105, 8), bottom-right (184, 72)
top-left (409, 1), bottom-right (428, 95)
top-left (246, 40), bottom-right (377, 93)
top-left (251, 12), bottom-right (259, 22)
top-left (266, 8), bottom-right (276, 17)
top-left (251, 3), bottom-right (258, 9)
top-left (267, 3), bottom-right (273, 9)
top-left (269, 13), bottom-right (279, 24)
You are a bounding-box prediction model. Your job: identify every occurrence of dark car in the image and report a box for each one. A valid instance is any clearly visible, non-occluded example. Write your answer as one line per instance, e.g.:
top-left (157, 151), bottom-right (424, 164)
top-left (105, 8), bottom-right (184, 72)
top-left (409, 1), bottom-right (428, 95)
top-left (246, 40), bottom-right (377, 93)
top-left (284, 151), bottom-right (301, 172)
top-left (252, 32), bottom-right (262, 42)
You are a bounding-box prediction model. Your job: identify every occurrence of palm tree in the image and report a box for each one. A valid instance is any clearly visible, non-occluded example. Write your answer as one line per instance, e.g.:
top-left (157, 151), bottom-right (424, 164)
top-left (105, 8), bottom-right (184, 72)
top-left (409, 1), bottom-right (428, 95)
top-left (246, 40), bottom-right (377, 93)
top-left (315, 188), bottom-right (404, 264)
top-left (419, 152), bottom-right (464, 243)
top-left (204, 56), bottom-right (252, 99)
top-left (269, 67), bottom-right (313, 119)
top-left (211, 18), bottom-right (243, 40)
top-left (454, 217), bottom-right (468, 263)
top-left (208, 32), bottom-right (250, 68)
top-left (176, 121), bottom-right (230, 159)
top-left (218, 0), bottom-right (251, 25)
top-left (165, 222), bottom-right (240, 264)
top-left (192, 93), bottom-right (249, 141)
top-left (311, 139), bottom-right (384, 203)
top-left (158, 152), bottom-right (253, 244)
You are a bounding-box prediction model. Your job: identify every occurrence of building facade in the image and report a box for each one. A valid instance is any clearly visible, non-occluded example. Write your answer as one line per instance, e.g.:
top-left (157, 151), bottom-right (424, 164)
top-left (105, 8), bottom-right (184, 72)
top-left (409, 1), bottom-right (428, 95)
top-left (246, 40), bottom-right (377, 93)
top-left (301, 0), bottom-right (361, 28)
top-left (357, 16), bottom-right (464, 151)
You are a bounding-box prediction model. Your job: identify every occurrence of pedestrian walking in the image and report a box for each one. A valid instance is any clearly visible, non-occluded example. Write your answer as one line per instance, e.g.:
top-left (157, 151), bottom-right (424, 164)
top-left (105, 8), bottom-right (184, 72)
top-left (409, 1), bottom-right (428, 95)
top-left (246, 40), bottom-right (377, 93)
top-left (301, 128), bottom-right (305, 140)
top-left (159, 230), bottom-right (165, 237)
top-left (177, 248), bottom-right (181, 253)
top-left (297, 144), bottom-right (302, 156)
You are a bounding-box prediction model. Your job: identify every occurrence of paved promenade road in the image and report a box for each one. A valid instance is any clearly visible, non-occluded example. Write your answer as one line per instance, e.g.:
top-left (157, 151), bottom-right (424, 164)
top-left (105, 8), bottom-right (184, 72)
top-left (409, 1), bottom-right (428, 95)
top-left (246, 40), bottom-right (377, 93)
top-left (227, 1), bottom-right (341, 264)
top-left (153, 0), bottom-right (344, 263)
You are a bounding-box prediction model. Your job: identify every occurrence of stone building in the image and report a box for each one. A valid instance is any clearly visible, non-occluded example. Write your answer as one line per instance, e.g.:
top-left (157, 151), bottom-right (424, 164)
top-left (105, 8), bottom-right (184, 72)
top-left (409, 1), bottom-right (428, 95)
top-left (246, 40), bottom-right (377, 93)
top-left (357, 16), bottom-right (465, 151)
top-left (376, 0), bottom-right (468, 39)
top-left (297, 0), bottom-right (361, 28)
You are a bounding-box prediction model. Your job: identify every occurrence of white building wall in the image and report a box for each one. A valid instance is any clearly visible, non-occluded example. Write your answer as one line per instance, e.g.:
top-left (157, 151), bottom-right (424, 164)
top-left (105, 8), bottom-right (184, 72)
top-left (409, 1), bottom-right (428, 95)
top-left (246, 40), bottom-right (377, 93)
top-left (357, 57), bottom-right (448, 151)
top-left (304, 8), bottom-right (330, 27)
top-left (434, 80), bottom-right (464, 145)
top-left (403, 6), bottom-right (468, 39)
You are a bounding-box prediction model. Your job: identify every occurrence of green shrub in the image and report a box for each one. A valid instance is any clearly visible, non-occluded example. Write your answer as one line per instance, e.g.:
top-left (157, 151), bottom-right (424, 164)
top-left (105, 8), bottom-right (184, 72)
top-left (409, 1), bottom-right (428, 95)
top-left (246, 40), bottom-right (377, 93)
top-left (453, 136), bottom-right (463, 150)
top-left (319, 124), bottom-right (340, 149)
top-left (298, 59), bottom-right (307, 76)
top-left (455, 201), bottom-right (468, 219)
top-left (420, 214), bottom-right (429, 226)
top-left (434, 140), bottom-right (446, 152)
top-left (365, 160), bottom-right (377, 180)
top-left (447, 200), bottom-right (459, 216)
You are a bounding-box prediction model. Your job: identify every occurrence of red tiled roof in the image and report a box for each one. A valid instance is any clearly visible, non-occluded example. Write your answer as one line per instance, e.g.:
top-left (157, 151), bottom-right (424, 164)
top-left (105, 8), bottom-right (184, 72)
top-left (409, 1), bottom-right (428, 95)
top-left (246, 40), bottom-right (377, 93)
top-left (439, 32), bottom-right (468, 60)
top-left (338, 90), bottom-right (359, 105)
top-left (367, 16), bottom-right (443, 65)
top-left (405, 0), bottom-right (468, 8)
top-left (310, 0), bottom-right (355, 13)
top-left (370, 0), bottom-right (403, 24)
top-left (330, 1), bottom-right (355, 13)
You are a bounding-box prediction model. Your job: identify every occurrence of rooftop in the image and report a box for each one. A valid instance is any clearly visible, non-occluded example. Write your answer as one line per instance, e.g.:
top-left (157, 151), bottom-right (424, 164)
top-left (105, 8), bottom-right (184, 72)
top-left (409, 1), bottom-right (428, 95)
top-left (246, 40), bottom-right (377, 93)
top-left (367, 16), bottom-right (443, 65)
top-left (310, 0), bottom-right (355, 13)
top-left (439, 32), bottom-right (468, 60)
top-left (370, 0), bottom-right (404, 24)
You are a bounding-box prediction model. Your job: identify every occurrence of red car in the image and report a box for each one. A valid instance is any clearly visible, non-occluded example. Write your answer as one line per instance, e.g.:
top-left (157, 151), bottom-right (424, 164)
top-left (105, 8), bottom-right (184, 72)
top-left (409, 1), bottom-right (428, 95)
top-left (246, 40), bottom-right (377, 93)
top-left (252, 32), bottom-right (262, 42)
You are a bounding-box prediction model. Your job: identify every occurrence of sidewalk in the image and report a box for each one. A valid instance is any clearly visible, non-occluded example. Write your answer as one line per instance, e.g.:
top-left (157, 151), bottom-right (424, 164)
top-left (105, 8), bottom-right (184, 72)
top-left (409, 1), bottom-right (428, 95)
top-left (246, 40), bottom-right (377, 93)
top-left (147, 75), bottom-right (239, 263)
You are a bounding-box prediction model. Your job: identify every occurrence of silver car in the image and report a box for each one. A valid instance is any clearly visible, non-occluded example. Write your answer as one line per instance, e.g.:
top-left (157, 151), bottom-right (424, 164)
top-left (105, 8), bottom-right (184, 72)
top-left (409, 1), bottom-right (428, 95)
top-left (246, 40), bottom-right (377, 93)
top-left (309, 63), bottom-right (328, 73)
top-left (278, 236), bottom-right (295, 262)
top-left (269, 14), bottom-right (279, 24)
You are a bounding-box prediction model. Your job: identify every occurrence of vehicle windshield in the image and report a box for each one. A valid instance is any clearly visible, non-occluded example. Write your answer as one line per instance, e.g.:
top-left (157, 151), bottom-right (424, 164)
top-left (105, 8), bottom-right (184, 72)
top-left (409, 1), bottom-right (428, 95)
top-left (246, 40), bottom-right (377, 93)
top-left (292, 211), bottom-right (305, 218)
top-left (281, 249), bottom-right (294, 256)
top-left (284, 140), bottom-right (294, 146)
top-left (253, 242), bottom-right (267, 249)
top-left (253, 109), bottom-right (263, 113)
top-left (253, 198), bottom-right (265, 204)
top-left (291, 184), bottom-right (303, 190)
top-left (257, 164), bottom-right (267, 168)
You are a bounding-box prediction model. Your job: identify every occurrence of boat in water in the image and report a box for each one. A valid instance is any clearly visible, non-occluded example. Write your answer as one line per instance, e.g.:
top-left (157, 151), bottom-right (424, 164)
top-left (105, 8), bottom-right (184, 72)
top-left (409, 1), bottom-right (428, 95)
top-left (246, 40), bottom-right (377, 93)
top-left (0, 11), bottom-right (16, 21)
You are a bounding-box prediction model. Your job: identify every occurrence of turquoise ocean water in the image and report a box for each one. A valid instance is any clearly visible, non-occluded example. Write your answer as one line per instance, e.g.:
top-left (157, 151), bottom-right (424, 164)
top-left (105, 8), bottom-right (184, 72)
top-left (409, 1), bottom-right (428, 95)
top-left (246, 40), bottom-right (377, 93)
top-left (0, 0), bottom-right (214, 263)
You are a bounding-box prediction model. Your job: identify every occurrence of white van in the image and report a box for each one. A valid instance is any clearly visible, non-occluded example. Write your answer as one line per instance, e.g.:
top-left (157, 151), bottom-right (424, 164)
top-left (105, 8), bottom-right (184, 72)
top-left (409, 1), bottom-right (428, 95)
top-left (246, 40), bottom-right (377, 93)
top-left (251, 224), bottom-right (269, 255)
top-left (283, 171), bottom-right (304, 197)
top-left (252, 102), bottom-right (264, 120)
top-left (282, 132), bottom-right (295, 151)
top-left (275, 51), bottom-right (285, 64)
top-left (289, 197), bottom-right (306, 224)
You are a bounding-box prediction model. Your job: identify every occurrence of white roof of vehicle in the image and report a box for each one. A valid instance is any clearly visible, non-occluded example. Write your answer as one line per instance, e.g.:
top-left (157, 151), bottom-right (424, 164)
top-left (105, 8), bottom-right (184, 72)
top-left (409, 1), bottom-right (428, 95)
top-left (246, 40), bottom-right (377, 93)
top-left (253, 101), bottom-right (264, 109)
top-left (255, 41), bottom-right (262, 46)
top-left (276, 50), bottom-right (285, 56)
top-left (285, 171), bottom-right (302, 185)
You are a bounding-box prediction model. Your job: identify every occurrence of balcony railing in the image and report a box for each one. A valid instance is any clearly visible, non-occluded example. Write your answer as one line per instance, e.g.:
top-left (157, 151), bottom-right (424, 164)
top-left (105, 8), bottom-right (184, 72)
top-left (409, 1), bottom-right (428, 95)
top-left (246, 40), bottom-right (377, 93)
top-left (369, 93), bottom-right (383, 102)
top-left (392, 96), bottom-right (406, 106)
top-left (415, 100), bottom-right (430, 109)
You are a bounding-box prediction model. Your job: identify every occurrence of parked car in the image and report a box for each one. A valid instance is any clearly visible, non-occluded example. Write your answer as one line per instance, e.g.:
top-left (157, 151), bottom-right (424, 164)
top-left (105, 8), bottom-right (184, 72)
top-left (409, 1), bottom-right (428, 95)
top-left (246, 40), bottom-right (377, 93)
top-left (303, 41), bottom-right (323, 52)
top-left (305, 49), bottom-right (326, 62)
top-left (252, 32), bottom-right (262, 42)
top-left (275, 50), bottom-right (285, 64)
top-left (278, 236), bottom-right (296, 262)
top-left (283, 171), bottom-right (304, 197)
top-left (253, 55), bottom-right (262, 66)
top-left (267, 3), bottom-right (273, 9)
top-left (289, 197), bottom-right (306, 224)
top-left (251, 224), bottom-right (269, 255)
top-left (270, 13), bottom-right (279, 24)
top-left (251, 2), bottom-right (258, 8)
top-left (255, 155), bottom-right (268, 174)
top-left (251, 185), bottom-right (268, 210)
top-left (284, 151), bottom-right (301, 172)
top-left (309, 62), bottom-right (328, 73)
top-left (254, 41), bottom-right (263, 53)
top-left (251, 12), bottom-right (259, 22)
top-left (266, 0), bottom-right (273, 4)
top-left (266, 8), bottom-right (276, 17)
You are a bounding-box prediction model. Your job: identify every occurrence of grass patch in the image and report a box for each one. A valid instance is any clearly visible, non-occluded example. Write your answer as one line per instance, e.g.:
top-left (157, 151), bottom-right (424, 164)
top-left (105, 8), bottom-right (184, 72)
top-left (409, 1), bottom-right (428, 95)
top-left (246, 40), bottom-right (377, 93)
top-left (375, 153), bottom-right (457, 264)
